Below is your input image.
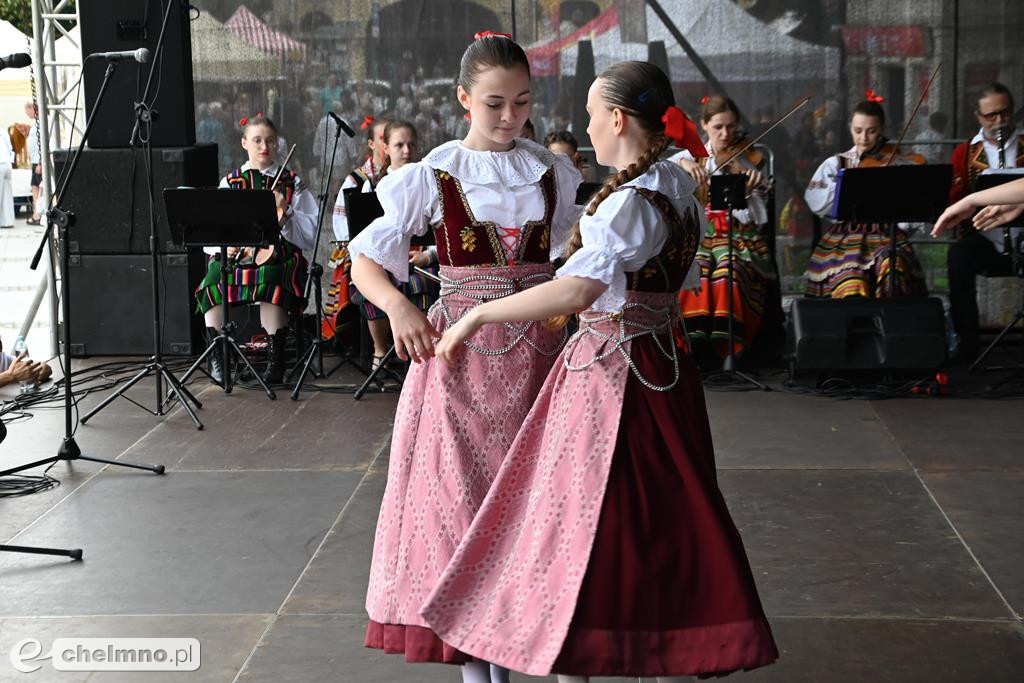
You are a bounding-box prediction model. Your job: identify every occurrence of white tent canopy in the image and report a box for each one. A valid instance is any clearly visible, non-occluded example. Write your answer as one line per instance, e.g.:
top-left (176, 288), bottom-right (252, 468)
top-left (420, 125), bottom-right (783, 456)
top-left (190, 10), bottom-right (284, 82)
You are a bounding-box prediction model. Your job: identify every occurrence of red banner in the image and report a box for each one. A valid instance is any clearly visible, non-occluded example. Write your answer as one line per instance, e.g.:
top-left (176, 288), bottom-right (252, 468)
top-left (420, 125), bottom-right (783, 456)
top-left (841, 26), bottom-right (928, 57)
top-left (527, 6), bottom-right (620, 76)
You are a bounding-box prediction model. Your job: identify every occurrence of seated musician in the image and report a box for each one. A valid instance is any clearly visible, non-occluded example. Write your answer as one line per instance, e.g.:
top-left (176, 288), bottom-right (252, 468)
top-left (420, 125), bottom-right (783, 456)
top-left (194, 114), bottom-right (317, 384)
top-left (803, 98), bottom-right (928, 299)
top-left (334, 119), bottom-right (438, 369)
top-left (671, 95), bottom-right (776, 364)
top-left (942, 83), bottom-right (1022, 361)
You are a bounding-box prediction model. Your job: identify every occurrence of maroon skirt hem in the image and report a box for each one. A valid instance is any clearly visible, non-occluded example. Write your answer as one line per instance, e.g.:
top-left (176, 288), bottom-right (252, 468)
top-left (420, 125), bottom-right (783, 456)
top-left (364, 620), bottom-right (475, 664)
top-left (553, 618), bottom-right (778, 677)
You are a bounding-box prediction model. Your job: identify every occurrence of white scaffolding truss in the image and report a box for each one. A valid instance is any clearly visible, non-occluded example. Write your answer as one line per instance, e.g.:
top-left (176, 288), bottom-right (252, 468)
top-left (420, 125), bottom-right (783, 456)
top-left (28, 0), bottom-right (82, 355)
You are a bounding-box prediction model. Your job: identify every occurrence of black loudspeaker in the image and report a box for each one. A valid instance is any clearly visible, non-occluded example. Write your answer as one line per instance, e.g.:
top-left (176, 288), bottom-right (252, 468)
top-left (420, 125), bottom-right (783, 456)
top-left (52, 144), bottom-right (219, 254)
top-left (787, 298), bottom-right (948, 374)
top-left (68, 253), bottom-right (205, 356)
top-left (79, 0), bottom-right (196, 148)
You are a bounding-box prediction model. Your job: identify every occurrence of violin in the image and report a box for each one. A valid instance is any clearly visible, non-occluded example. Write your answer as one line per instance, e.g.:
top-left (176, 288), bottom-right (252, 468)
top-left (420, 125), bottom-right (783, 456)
top-left (231, 144), bottom-right (298, 267)
top-left (858, 140), bottom-right (925, 167)
top-left (713, 136), bottom-right (764, 174)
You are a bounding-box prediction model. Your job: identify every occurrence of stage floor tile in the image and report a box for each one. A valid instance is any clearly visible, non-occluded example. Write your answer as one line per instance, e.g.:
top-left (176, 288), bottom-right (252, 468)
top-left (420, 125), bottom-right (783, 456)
top-left (706, 391), bottom-right (907, 470)
top-left (0, 470), bottom-right (360, 617)
top-left (720, 470), bottom-right (1012, 620)
top-left (870, 398), bottom-right (1024, 472)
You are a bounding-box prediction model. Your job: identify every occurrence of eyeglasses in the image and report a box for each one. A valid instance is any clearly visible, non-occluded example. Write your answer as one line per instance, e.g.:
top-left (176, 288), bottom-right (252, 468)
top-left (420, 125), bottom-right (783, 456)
top-left (977, 107), bottom-right (1011, 122)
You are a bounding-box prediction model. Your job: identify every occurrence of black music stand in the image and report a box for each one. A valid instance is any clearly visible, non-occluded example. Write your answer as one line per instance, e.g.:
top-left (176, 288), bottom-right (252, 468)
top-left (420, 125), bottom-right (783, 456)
top-left (831, 164), bottom-right (953, 296)
top-left (344, 190), bottom-right (440, 400)
top-left (708, 174), bottom-right (768, 391)
top-left (968, 171), bottom-right (1024, 376)
top-left (163, 188), bottom-right (281, 400)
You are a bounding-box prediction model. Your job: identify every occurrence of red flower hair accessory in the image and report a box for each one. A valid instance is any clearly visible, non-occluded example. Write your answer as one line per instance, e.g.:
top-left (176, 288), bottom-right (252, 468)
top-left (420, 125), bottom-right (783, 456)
top-left (662, 105), bottom-right (705, 159)
top-left (864, 88), bottom-right (885, 103)
top-left (474, 30), bottom-right (512, 40)
top-left (238, 111), bottom-right (263, 127)
top-left (464, 112), bottom-right (472, 121)
top-left (700, 95), bottom-right (710, 105)
top-left (360, 115), bottom-right (375, 130)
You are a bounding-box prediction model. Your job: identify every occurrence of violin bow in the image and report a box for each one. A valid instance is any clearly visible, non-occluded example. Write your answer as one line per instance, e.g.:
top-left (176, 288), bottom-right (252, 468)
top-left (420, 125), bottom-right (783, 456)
top-left (884, 62), bottom-right (941, 167)
top-left (269, 144), bottom-right (298, 192)
top-left (712, 96), bottom-right (812, 175)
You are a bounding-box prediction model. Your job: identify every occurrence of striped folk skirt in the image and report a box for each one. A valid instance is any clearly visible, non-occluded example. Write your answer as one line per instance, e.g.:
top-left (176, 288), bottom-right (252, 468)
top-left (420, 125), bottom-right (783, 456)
top-left (804, 223), bottom-right (928, 299)
top-left (679, 213), bottom-right (777, 358)
top-left (194, 241), bottom-right (307, 314)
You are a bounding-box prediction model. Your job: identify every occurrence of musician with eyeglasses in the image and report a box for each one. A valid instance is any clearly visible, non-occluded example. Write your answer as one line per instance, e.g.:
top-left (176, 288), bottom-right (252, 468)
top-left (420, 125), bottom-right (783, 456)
top-left (944, 82), bottom-right (1023, 361)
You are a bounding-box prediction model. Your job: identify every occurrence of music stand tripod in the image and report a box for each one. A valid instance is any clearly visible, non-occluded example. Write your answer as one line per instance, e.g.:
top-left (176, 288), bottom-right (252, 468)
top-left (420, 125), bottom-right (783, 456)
top-left (163, 188), bottom-right (281, 400)
top-left (289, 115), bottom-right (355, 400)
top-left (707, 174), bottom-right (769, 390)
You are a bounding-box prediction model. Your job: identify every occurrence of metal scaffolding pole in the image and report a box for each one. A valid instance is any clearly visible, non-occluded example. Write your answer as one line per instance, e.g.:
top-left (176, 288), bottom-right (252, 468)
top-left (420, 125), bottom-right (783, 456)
top-left (29, 0), bottom-right (82, 357)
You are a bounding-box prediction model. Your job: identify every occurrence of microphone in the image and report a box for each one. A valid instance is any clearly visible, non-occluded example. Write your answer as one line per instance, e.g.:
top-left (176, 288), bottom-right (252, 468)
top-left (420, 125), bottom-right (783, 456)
top-left (87, 48), bottom-right (150, 63)
top-left (328, 112), bottom-right (356, 138)
top-left (0, 53), bottom-right (31, 70)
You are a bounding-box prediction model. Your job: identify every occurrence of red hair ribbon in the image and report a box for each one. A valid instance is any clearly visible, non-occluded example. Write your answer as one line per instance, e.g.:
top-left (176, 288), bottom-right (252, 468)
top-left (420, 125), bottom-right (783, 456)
top-left (474, 30), bottom-right (512, 40)
top-left (238, 111), bottom-right (264, 127)
top-left (360, 115), bottom-right (375, 130)
top-left (865, 89), bottom-right (885, 103)
top-left (700, 95), bottom-right (710, 105)
top-left (464, 112), bottom-right (472, 121)
top-left (662, 106), bottom-right (705, 159)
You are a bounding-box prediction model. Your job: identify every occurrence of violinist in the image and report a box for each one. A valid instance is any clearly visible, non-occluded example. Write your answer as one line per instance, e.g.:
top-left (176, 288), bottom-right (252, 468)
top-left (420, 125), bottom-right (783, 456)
top-left (942, 83), bottom-right (1022, 361)
top-left (671, 95), bottom-right (777, 363)
top-left (803, 99), bottom-right (928, 299)
top-left (195, 114), bottom-right (318, 385)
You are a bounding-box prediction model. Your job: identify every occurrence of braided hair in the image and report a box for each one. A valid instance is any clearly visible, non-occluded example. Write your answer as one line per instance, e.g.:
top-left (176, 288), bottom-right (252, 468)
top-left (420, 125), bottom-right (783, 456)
top-left (563, 61), bottom-right (675, 260)
top-left (549, 61), bottom-right (674, 329)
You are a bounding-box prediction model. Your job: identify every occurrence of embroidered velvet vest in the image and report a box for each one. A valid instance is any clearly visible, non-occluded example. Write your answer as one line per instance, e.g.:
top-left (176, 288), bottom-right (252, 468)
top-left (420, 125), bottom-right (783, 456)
top-left (431, 168), bottom-right (557, 267)
top-left (625, 187), bottom-right (700, 294)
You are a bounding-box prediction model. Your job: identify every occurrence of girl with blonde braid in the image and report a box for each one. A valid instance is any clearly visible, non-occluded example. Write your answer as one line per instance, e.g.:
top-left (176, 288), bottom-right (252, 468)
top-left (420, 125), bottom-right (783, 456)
top-left (422, 61), bottom-right (778, 681)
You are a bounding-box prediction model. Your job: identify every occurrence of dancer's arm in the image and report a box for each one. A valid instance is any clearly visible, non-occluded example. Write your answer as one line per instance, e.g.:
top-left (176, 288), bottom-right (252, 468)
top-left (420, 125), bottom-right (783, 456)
top-left (351, 255), bottom-right (438, 363)
top-left (932, 176), bottom-right (1024, 236)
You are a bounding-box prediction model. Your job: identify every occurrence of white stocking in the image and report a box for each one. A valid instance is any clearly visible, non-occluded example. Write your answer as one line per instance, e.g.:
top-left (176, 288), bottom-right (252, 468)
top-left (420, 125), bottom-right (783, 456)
top-left (556, 677), bottom-right (588, 683)
top-left (490, 663), bottom-right (510, 683)
top-left (259, 302), bottom-right (288, 335)
top-left (203, 304), bottom-right (223, 330)
top-left (461, 661), bottom-right (490, 683)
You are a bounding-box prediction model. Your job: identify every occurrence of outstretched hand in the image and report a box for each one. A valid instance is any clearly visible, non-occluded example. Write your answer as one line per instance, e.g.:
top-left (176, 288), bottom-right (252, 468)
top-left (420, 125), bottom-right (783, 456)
top-left (434, 310), bottom-right (484, 367)
top-left (931, 198), bottom-right (975, 237)
top-left (974, 204), bottom-right (1024, 231)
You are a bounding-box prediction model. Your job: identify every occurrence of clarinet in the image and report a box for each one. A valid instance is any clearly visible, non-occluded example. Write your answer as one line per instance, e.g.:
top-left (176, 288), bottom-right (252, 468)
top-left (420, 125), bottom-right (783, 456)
top-left (997, 126), bottom-right (1011, 255)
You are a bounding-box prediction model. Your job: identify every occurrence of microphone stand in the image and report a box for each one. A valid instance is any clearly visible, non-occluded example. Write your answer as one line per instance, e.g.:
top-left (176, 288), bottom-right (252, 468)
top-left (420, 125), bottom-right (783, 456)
top-left (2, 60), bottom-right (163, 562)
top-left (289, 115), bottom-right (351, 399)
top-left (79, 0), bottom-right (203, 428)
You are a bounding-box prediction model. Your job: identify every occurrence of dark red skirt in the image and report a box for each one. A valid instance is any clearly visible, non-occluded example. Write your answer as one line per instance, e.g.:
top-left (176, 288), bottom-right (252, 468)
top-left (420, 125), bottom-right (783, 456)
top-left (553, 338), bottom-right (779, 677)
top-left (365, 620), bottom-right (474, 665)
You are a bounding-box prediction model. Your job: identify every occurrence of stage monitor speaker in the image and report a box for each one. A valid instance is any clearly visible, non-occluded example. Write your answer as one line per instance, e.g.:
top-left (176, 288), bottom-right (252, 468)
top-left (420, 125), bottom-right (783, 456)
top-left (787, 297), bottom-right (947, 373)
top-left (52, 144), bottom-right (219, 255)
top-left (79, 0), bottom-right (196, 148)
top-left (68, 253), bottom-right (205, 356)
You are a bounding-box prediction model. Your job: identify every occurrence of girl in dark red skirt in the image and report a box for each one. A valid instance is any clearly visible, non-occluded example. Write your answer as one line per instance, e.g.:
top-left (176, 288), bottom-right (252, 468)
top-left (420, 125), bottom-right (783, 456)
top-left (423, 61), bottom-right (778, 680)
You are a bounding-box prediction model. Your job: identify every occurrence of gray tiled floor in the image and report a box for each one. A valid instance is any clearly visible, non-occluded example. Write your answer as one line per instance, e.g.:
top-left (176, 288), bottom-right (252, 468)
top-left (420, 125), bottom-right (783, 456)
top-left (1, 365), bottom-right (1022, 682)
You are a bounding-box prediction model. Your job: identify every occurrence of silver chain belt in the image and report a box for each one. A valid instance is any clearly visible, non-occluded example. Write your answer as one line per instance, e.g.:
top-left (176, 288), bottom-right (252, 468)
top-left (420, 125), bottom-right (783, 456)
top-left (564, 302), bottom-right (679, 391)
top-left (435, 272), bottom-right (568, 356)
